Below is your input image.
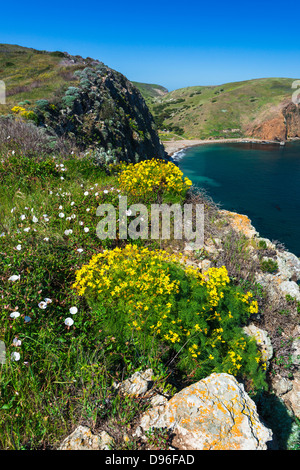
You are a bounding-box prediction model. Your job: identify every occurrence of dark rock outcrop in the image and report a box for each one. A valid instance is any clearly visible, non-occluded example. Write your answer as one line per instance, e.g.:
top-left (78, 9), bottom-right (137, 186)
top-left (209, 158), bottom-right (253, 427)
top-left (36, 63), bottom-right (167, 163)
top-left (283, 102), bottom-right (300, 139)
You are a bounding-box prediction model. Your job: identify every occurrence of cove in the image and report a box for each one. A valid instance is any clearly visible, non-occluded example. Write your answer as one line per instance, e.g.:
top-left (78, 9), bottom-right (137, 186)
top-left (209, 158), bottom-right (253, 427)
top-left (176, 141), bottom-right (300, 257)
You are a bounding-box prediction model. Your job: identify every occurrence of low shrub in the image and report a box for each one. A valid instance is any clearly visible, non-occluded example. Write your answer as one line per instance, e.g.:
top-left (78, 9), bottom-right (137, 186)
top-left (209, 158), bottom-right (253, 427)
top-left (117, 158), bottom-right (192, 203)
top-left (72, 244), bottom-right (267, 390)
top-left (260, 258), bottom-right (278, 273)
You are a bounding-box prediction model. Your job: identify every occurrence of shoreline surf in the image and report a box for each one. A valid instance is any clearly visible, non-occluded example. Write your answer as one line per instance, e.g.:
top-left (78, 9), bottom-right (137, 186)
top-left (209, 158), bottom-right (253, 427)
top-left (163, 137), bottom-right (294, 159)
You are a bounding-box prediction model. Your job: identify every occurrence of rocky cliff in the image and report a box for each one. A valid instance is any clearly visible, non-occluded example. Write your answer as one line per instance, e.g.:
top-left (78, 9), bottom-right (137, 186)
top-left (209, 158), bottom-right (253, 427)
top-left (247, 100), bottom-right (300, 142)
top-left (0, 45), bottom-right (167, 164)
top-left (35, 64), bottom-right (167, 163)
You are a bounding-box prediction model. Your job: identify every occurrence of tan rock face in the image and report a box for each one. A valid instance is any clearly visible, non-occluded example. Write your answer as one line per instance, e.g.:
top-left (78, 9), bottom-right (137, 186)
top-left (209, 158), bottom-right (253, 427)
top-left (249, 114), bottom-right (287, 142)
top-left (137, 373), bottom-right (273, 450)
top-left (220, 210), bottom-right (259, 238)
top-left (246, 101), bottom-right (300, 142)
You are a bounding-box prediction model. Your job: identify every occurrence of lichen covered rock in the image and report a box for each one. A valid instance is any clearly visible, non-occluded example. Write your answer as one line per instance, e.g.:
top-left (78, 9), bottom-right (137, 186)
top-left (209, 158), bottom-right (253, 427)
top-left (113, 369), bottom-right (154, 396)
top-left (58, 426), bottom-right (114, 450)
top-left (136, 373), bottom-right (273, 450)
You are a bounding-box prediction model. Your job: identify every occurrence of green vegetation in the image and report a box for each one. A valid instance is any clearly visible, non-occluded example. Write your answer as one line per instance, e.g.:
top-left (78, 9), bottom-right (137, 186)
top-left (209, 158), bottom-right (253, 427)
top-left (0, 142), bottom-right (269, 449)
top-left (0, 44), bottom-right (86, 110)
top-left (136, 78), bottom-right (296, 139)
top-left (0, 44), bottom-right (166, 165)
top-left (0, 44), bottom-right (299, 451)
top-left (260, 258), bottom-right (279, 274)
top-left (131, 81), bottom-right (168, 105)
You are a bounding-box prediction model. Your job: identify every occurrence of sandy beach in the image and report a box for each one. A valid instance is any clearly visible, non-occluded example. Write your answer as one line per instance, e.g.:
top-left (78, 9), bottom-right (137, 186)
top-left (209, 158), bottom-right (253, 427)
top-left (162, 138), bottom-right (281, 157)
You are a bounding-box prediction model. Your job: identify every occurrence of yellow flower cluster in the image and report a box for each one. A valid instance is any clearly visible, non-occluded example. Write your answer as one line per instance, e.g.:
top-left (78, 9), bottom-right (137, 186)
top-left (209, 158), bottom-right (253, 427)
top-left (117, 158), bottom-right (192, 198)
top-left (72, 245), bottom-right (264, 385)
top-left (73, 244), bottom-right (181, 298)
top-left (11, 106), bottom-right (27, 114)
top-left (11, 106), bottom-right (37, 122)
top-left (205, 266), bottom-right (230, 307)
top-left (237, 291), bottom-right (259, 315)
top-left (72, 245), bottom-right (234, 350)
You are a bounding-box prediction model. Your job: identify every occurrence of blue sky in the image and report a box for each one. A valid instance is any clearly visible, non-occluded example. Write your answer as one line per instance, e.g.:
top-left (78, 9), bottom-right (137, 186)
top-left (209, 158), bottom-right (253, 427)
top-left (1, 0), bottom-right (300, 90)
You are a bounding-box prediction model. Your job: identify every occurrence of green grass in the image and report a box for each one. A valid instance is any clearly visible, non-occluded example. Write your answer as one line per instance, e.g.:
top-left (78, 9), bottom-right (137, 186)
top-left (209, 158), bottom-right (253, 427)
top-left (131, 81), bottom-right (168, 106)
top-left (139, 78), bottom-right (297, 139)
top-left (0, 149), bottom-right (299, 450)
top-left (0, 151), bottom-right (185, 449)
top-left (0, 44), bottom-right (89, 112)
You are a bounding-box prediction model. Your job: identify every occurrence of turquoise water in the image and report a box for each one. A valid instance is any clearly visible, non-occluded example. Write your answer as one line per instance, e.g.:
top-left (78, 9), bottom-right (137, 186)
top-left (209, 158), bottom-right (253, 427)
top-left (176, 141), bottom-right (300, 256)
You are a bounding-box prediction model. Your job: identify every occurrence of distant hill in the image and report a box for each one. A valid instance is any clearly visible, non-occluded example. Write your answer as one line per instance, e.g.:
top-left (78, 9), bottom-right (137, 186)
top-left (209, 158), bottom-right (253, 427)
top-left (137, 78), bottom-right (300, 142)
top-left (131, 82), bottom-right (168, 104)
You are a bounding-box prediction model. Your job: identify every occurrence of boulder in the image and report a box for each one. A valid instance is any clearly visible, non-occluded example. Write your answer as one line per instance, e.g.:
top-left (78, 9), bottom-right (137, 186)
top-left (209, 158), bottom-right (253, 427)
top-left (276, 251), bottom-right (300, 281)
top-left (58, 426), bottom-right (114, 450)
top-left (219, 210), bottom-right (259, 239)
top-left (284, 376), bottom-right (300, 419)
top-left (135, 373), bottom-right (273, 450)
top-left (243, 323), bottom-right (273, 366)
top-left (255, 272), bottom-right (300, 303)
top-left (113, 369), bottom-right (154, 396)
top-left (271, 375), bottom-right (293, 396)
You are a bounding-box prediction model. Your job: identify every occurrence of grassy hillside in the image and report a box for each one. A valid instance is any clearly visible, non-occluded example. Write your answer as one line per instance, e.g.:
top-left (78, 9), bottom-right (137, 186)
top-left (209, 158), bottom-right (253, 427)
top-left (131, 81), bottom-right (168, 105)
top-left (0, 44), bottom-right (91, 111)
top-left (141, 78), bottom-right (296, 140)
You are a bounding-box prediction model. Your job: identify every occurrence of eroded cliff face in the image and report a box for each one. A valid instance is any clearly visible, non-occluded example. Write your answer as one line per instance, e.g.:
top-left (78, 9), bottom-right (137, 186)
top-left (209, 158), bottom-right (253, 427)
top-left (247, 101), bottom-right (300, 142)
top-left (37, 63), bottom-right (167, 163)
top-left (283, 102), bottom-right (300, 139)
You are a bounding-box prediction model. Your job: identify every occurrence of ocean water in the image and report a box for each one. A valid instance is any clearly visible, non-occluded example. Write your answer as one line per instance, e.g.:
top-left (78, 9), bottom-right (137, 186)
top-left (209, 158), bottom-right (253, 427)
top-left (175, 141), bottom-right (300, 256)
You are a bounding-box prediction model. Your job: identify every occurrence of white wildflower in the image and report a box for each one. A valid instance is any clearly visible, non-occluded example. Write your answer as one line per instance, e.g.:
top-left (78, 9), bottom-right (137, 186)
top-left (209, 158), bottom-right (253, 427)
top-left (38, 301), bottom-right (47, 309)
top-left (10, 311), bottom-right (20, 318)
top-left (11, 352), bottom-right (20, 361)
top-left (69, 307), bottom-right (78, 315)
